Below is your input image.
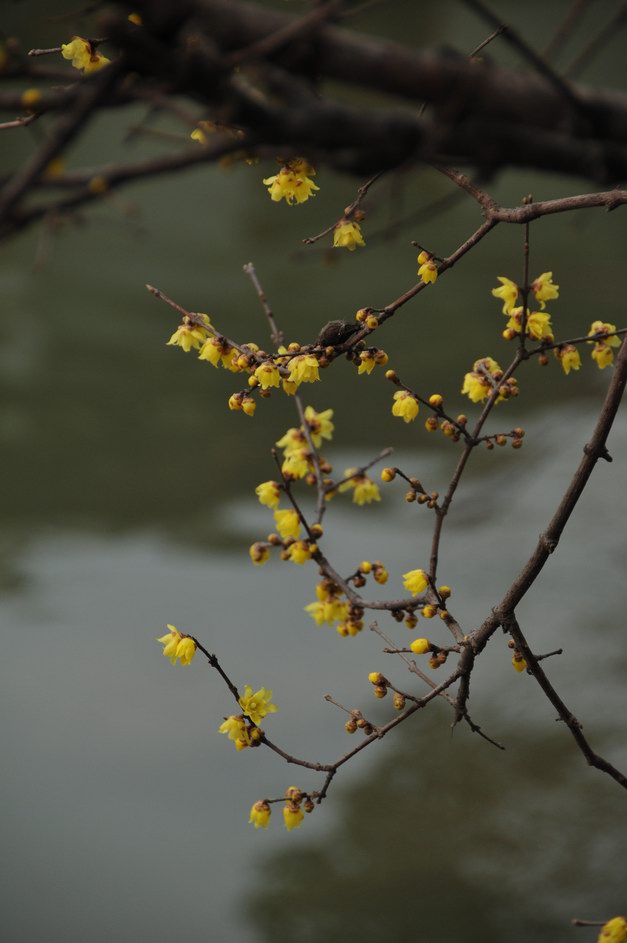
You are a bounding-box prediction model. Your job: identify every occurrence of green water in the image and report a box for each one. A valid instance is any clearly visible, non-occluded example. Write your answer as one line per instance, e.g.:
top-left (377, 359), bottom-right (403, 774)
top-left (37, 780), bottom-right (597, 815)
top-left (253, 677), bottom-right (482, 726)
top-left (1, 2), bottom-right (626, 942)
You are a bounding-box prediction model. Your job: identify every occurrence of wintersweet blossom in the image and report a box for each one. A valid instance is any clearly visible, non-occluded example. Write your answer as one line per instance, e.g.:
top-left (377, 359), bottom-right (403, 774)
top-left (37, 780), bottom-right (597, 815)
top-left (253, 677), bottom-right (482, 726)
top-left (61, 36), bottom-right (110, 73)
top-left (255, 481), bottom-right (281, 509)
top-left (333, 220), bottom-right (365, 251)
top-left (417, 251), bottom-right (438, 284)
top-left (505, 307), bottom-right (554, 342)
top-left (283, 802), bottom-right (304, 831)
top-left (286, 540), bottom-right (316, 564)
top-left (554, 345), bottom-right (581, 375)
top-left (357, 352), bottom-right (376, 375)
top-left (303, 406), bottom-right (334, 446)
top-left (263, 159), bottom-right (319, 205)
top-left (512, 654), bottom-right (527, 672)
top-left (156, 624), bottom-right (197, 666)
top-left (491, 276), bottom-right (519, 314)
top-left (167, 316), bottom-right (211, 352)
top-left (392, 390), bottom-right (419, 423)
top-left (254, 361), bottom-right (281, 389)
top-left (218, 715), bottom-right (252, 751)
top-left (339, 470), bottom-right (381, 505)
top-left (287, 354), bottom-right (320, 385)
top-left (597, 917), bottom-right (627, 943)
top-left (198, 337), bottom-right (225, 366)
top-left (461, 356), bottom-right (503, 404)
top-left (281, 450), bottom-right (311, 480)
top-left (588, 320), bottom-right (621, 369)
top-left (403, 569), bottom-right (429, 596)
top-left (249, 800), bottom-right (271, 830)
top-left (274, 509), bottom-right (301, 540)
top-left (238, 685), bottom-right (278, 725)
top-left (531, 272), bottom-right (559, 309)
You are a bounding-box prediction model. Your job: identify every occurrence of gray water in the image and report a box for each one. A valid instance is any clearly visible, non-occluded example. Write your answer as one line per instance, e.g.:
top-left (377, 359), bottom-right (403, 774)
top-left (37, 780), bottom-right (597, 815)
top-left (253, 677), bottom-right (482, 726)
top-left (1, 1), bottom-right (627, 941)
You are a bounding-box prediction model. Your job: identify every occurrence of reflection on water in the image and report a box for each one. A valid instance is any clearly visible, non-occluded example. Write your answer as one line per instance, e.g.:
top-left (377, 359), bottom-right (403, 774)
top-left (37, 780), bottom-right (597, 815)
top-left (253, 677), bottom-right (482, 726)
top-left (2, 407), bottom-right (626, 943)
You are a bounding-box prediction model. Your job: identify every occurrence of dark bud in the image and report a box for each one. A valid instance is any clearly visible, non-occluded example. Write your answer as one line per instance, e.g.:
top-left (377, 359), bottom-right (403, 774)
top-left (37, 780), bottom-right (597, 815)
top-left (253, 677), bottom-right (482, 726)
top-left (316, 320), bottom-right (361, 347)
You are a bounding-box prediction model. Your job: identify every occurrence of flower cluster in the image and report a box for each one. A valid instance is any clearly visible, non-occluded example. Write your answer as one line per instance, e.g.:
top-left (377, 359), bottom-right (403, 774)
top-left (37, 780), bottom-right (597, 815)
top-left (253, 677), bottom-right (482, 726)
top-left (492, 273), bottom-right (558, 343)
top-left (417, 251), bottom-right (438, 284)
top-left (461, 357), bottom-right (518, 404)
top-left (588, 320), bottom-right (622, 369)
top-left (304, 578), bottom-right (364, 637)
top-left (61, 36), bottom-right (110, 73)
top-left (263, 159), bottom-right (319, 205)
top-left (156, 624), bottom-right (197, 666)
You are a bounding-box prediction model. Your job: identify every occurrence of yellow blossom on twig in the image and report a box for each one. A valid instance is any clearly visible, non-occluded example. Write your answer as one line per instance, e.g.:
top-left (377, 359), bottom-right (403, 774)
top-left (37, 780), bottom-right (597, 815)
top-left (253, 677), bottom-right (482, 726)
top-left (491, 276), bottom-right (519, 314)
top-left (403, 568), bottom-right (428, 596)
top-left (255, 481), bottom-right (281, 509)
top-left (597, 917), bottom-right (627, 943)
top-left (333, 220), bottom-right (365, 251)
top-left (274, 509), bottom-right (301, 540)
top-left (249, 800), bottom-right (271, 830)
top-left (156, 624), bottom-right (197, 666)
top-left (391, 390), bottom-right (419, 422)
top-left (238, 685), bottom-right (278, 725)
top-left (61, 36), bottom-right (110, 73)
top-left (263, 159), bottom-right (319, 205)
top-left (417, 250), bottom-right (438, 284)
top-left (531, 271), bottom-right (559, 309)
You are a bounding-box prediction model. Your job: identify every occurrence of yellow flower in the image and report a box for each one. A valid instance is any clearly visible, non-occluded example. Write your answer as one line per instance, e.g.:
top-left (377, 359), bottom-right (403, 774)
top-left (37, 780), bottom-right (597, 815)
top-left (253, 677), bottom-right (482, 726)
top-left (589, 321), bottom-right (621, 345)
top-left (176, 636), bottom-right (196, 666)
top-left (554, 345), bottom-right (581, 375)
top-left (249, 800), bottom-right (271, 830)
top-left (340, 470), bottom-right (381, 505)
top-left (287, 540), bottom-right (315, 564)
top-left (276, 427), bottom-right (307, 456)
top-left (156, 624), bottom-right (181, 664)
top-left (304, 598), bottom-right (349, 626)
top-left (417, 250), bottom-right (438, 284)
top-left (255, 481), bottom-right (281, 509)
top-left (588, 321), bottom-right (621, 369)
top-left (238, 685), bottom-right (278, 725)
top-left (168, 316), bottom-right (211, 352)
top-left (263, 159), bottom-right (319, 205)
top-left (461, 356), bottom-right (503, 404)
top-left (410, 638), bottom-right (430, 654)
top-left (333, 220), bottom-right (365, 251)
top-left (283, 803), bottom-right (304, 831)
top-left (219, 715), bottom-right (245, 741)
top-left (505, 307), bottom-right (554, 342)
top-left (403, 569), bottom-right (428, 596)
top-left (254, 361), bottom-right (281, 390)
top-left (303, 406), bottom-right (334, 446)
top-left (591, 344), bottom-right (615, 369)
top-left (61, 36), bottom-right (110, 73)
top-left (281, 450), bottom-right (311, 480)
top-left (531, 272), bottom-right (559, 309)
top-left (287, 354), bottom-right (320, 385)
top-left (491, 276), bottom-right (519, 314)
top-left (598, 917), bottom-right (627, 943)
top-left (249, 543), bottom-right (270, 565)
top-left (198, 337), bottom-right (225, 366)
top-left (392, 390), bottom-right (419, 423)
top-left (61, 36), bottom-right (92, 69)
top-left (156, 624), bottom-right (196, 666)
top-left (274, 509), bottom-right (301, 540)
top-left (358, 352), bottom-right (376, 375)
top-left (512, 654), bottom-right (527, 672)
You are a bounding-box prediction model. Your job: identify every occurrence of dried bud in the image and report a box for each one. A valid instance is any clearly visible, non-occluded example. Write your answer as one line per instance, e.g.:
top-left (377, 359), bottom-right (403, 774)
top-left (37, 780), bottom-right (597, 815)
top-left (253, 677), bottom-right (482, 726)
top-left (393, 692), bottom-right (406, 711)
top-left (374, 685), bottom-right (387, 699)
top-left (405, 490), bottom-right (417, 503)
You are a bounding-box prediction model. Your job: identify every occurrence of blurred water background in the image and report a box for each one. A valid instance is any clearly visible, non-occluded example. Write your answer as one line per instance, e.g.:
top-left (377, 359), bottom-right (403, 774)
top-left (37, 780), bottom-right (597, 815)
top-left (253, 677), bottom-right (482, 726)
top-left (1, 1), bottom-right (626, 941)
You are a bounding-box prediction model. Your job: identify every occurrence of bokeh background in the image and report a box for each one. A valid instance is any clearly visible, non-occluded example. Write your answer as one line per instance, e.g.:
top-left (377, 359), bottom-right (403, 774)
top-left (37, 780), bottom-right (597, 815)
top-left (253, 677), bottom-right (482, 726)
top-left (1, 2), bottom-right (626, 941)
